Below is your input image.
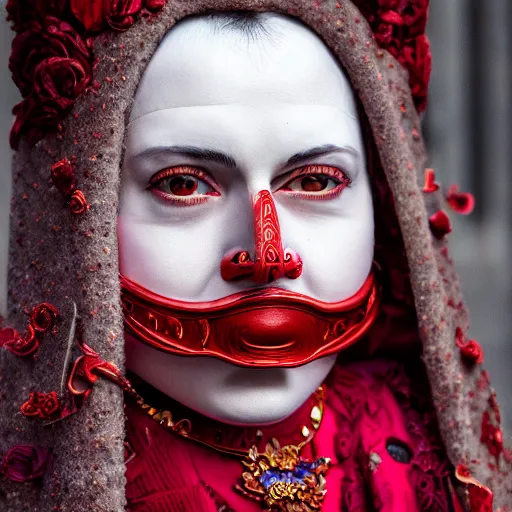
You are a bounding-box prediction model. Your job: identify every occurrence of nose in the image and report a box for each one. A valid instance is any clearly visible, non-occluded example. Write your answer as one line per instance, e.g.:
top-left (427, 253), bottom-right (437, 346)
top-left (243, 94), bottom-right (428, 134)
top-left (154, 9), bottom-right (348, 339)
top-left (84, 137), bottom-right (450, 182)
top-left (220, 190), bottom-right (302, 284)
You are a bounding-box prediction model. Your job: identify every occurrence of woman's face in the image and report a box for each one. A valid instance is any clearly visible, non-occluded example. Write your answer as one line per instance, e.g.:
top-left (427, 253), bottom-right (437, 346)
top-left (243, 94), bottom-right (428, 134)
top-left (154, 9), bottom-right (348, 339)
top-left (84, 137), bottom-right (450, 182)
top-left (119, 14), bottom-right (374, 424)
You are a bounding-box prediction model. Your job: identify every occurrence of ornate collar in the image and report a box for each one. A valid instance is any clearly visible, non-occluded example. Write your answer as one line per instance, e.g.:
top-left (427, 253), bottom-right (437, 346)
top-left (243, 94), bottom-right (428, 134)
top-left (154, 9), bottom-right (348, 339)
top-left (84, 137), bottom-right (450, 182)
top-left (124, 373), bottom-right (325, 457)
top-left (124, 374), bottom-right (331, 511)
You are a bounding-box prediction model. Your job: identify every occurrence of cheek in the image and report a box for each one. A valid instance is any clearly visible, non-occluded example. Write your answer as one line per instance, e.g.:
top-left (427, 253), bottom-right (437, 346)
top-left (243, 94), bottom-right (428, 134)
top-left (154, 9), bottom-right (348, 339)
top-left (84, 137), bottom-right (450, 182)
top-left (280, 187), bottom-right (374, 302)
top-left (118, 215), bottom-right (222, 299)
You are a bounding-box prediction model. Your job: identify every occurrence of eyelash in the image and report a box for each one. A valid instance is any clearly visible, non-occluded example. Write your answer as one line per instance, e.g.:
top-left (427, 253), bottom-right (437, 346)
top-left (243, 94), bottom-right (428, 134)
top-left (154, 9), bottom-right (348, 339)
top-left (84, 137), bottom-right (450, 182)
top-left (147, 164), bottom-right (351, 206)
top-left (148, 166), bottom-right (220, 206)
top-left (277, 165), bottom-right (351, 201)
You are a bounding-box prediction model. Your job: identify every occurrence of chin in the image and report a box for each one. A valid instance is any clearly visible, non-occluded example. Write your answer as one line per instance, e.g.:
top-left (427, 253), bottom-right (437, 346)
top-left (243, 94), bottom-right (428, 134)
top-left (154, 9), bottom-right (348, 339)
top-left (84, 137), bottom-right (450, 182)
top-left (207, 385), bottom-right (314, 426)
top-left (125, 332), bottom-right (337, 426)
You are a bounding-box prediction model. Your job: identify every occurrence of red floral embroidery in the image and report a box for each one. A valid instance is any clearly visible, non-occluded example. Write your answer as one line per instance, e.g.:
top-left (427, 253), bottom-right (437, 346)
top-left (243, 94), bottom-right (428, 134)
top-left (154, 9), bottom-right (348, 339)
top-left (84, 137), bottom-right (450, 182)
top-left (455, 327), bottom-right (484, 365)
top-left (68, 326), bottom-right (127, 400)
top-left (8, 16), bottom-right (93, 149)
top-left (68, 189), bottom-right (90, 214)
top-left (30, 303), bottom-right (59, 332)
top-left (0, 325), bottom-right (38, 357)
top-left (107, 0), bottom-right (143, 31)
top-left (1, 445), bottom-right (51, 483)
top-left (0, 302), bottom-right (58, 357)
top-left (7, 0), bottom-right (168, 148)
top-left (428, 210), bottom-right (452, 239)
top-left (423, 168), bottom-right (439, 193)
top-left (353, 0), bottom-right (431, 112)
top-left (6, 0), bottom-right (67, 33)
top-left (145, 0), bottom-right (166, 12)
top-left (446, 184), bottom-right (475, 215)
top-left (20, 391), bottom-right (61, 419)
top-left (70, 0), bottom-right (106, 32)
top-left (51, 158), bottom-right (76, 196)
top-left (51, 158), bottom-right (89, 214)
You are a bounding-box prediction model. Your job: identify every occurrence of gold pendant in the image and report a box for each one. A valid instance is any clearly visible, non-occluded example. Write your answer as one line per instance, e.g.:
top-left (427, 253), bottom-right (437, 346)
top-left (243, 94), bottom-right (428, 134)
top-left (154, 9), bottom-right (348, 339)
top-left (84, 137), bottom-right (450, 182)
top-left (237, 438), bottom-right (330, 511)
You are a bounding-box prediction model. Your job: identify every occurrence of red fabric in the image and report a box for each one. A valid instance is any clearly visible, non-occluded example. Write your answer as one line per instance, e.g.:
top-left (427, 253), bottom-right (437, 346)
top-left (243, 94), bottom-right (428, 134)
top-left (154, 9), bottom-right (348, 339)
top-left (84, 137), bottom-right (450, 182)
top-left (125, 360), bottom-right (456, 511)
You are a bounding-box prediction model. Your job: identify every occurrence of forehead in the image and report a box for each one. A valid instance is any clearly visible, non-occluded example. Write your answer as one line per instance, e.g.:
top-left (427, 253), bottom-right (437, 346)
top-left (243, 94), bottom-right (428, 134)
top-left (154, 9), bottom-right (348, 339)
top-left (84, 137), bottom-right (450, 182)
top-left (129, 14), bottom-right (358, 121)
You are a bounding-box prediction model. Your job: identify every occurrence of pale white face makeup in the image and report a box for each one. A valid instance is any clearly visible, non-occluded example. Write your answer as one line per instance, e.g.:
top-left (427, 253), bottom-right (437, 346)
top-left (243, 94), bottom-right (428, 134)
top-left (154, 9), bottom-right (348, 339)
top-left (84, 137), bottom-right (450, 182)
top-left (119, 14), bottom-right (374, 424)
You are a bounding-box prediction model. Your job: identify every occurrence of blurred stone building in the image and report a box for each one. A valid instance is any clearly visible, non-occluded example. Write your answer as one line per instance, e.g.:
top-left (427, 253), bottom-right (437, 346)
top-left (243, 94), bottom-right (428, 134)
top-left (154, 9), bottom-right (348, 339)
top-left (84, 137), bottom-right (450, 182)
top-left (0, 2), bottom-right (510, 427)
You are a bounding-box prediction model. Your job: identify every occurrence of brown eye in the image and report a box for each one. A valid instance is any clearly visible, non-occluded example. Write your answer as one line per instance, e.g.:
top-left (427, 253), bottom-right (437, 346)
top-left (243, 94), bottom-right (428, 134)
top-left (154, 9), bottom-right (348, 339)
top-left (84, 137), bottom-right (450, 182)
top-left (277, 165), bottom-right (351, 201)
top-left (166, 176), bottom-right (199, 196)
top-left (149, 166), bottom-right (220, 205)
top-left (300, 175), bottom-right (329, 192)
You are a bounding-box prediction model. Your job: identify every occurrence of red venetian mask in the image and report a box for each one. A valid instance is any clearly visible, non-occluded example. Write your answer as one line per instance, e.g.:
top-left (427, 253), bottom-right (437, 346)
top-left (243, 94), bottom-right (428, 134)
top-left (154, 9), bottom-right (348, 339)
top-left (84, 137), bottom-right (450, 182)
top-left (120, 271), bottom-right (379, 368)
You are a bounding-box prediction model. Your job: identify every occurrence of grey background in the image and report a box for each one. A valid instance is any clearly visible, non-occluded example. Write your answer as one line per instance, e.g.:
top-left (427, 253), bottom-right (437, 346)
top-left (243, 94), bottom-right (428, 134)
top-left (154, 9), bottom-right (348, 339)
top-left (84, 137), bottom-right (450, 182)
top-left (0, 3), bottom-right (510, 428)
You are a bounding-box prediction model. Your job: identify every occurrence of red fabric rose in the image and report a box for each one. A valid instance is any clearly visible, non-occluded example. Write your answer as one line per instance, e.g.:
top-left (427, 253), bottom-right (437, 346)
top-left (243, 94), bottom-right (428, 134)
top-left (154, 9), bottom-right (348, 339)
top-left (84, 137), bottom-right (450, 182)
top-left (9, 17), bottom-right (92, 148)
top-left (1, 445), bottom-right (50, 483)
top-left (400, 34), bottom-right (431, 113)
top-left (6, 0), bottom-right (66, 32)
top-left (68, 189), bottom-right (89, 215)
top-left (21, 391), bottom-right (60, 419)
top-left (51, 158), bottom-right (76, 197)
top-left (10, 18), bottom-right (91, 98)
top-left (70, 0), bottom-right (107, 32)
top-left (144, 0), bottom-right (166, 12)
top-left (107, 0), bottom-right (143, 31)
top-left (0, 325), bottom-right (39, 357)
top-left (71, 0), bottom-right (144, 32)
top-left (30, 303), bottom-right (59, 333)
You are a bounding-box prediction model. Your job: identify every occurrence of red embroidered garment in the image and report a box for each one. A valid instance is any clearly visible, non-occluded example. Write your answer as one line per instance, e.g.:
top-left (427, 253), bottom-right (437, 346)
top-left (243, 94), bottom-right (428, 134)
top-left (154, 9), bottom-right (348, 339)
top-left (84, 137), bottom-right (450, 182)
top-left (125, 360), bottom-right (458, 512)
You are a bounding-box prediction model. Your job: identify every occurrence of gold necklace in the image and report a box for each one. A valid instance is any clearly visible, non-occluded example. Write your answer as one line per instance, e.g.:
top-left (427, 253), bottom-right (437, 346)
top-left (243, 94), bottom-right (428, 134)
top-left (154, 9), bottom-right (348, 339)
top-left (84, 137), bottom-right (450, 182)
top-left (125, 380), bottom-right (331, 512)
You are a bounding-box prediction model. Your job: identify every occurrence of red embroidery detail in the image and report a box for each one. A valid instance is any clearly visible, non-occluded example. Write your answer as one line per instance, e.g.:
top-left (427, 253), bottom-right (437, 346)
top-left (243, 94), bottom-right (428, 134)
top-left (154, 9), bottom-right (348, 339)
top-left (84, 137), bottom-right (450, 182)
top-left (455, 465), bottom-right (494, 512)
top-left (428, 210), bottom-right (452, 239)
top-left (51, 158), bottom-right (76, 196)
top-left (353, 0), bottom-right (431, 112)
top-left (1, 445), bottom-right (51, 483)
top-left (455, 327), bottom-right (484, 365)
top-left (8, 15), bottom-right (93, 149)
top-left (0, 302), bottom-right (58, 357)
top-left (51, 159), bottom-right (89, 214)
top-left (68, 327), bottom-right (127, 399)
top-left (6, 1), bottom-right (166, 148)
top-left (446, 184), bottom-right (475, 215)
top-left (30, 303), bottom-right (59, 333)
top-left (20, 391), bottom-right (60, 419)
top-left (68, 189), bottom-right (89, 214)
top-left (423, 168), bottom-right (439, 193)
top-left (220, 190), bottom-right (302, 283)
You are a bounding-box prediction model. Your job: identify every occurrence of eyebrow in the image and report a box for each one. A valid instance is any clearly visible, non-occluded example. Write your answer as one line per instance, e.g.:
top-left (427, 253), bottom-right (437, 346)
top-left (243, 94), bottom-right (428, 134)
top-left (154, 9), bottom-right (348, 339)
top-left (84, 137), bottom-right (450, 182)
top-left (132, 144), bottom-right (358, 169)
top-left (133, 145), bottom-right (237, 168)
top-left (284, 144), bottom-right (358, 167)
